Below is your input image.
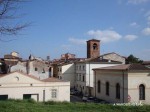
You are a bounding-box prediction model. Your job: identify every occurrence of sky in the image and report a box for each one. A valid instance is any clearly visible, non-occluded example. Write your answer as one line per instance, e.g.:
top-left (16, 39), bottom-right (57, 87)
top-left (0, 0), bottom-right (150, 60)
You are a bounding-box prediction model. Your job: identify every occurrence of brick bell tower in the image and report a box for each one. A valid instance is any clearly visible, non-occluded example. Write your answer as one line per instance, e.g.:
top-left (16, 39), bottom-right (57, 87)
top-left (87, 39), bottom-right (100, 58)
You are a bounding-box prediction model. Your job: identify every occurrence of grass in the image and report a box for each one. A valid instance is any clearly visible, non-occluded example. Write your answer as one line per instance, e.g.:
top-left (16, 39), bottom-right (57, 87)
top-left (0, 99), bottom-right (150, 112)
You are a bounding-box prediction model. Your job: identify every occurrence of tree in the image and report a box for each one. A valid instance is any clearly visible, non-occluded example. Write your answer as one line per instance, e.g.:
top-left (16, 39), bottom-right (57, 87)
top-left (0, 0), bottom-right (28, 39)
top-left (126, 54), bottom-right (143, 64)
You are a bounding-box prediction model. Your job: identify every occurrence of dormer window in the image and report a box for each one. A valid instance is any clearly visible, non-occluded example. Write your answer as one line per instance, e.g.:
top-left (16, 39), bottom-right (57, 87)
top-left (93, 43), bottom-right (98, 50)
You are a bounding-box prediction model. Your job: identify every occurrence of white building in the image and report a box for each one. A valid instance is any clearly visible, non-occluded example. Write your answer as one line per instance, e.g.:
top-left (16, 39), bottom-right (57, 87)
top-left (100, 52), bottom-right (126, 64)
top-left (93, 64), bottom-right (150, 104)
top-left (0, 71), bottom-right (70, 102)
top-left (75, 57), bottom-right (122, 96)
top-left (58, 63), bottom-right (75, 88)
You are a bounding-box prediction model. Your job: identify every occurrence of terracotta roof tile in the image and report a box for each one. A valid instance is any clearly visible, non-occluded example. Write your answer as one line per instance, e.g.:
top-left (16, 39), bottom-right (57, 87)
top-left (93, 64), bottom-right (150, 71)
top-left (42, 78), bottom-right (67, 82)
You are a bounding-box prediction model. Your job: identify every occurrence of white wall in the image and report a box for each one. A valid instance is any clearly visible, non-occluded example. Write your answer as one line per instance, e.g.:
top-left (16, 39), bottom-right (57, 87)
top-left (11, 63), bottom-right (27, 73)
top-left (0, 72), bottom-right (70, 102)
top-left (75, 63), bottom-right (86, 94)
top-left (128, 72), bottom-right (150, 104)
top-left (58, 63), bottom-right (74, 88)
top-left (95, 70), bottom-right (128, 103)
top-left (29, 61), bottom-right (50, 80)
top-left (0, 84), bottom-right (70, 102)
top-left (85, 63), bottom-right (121, 87)
top-left (75, 62), bottom-right (120, 96)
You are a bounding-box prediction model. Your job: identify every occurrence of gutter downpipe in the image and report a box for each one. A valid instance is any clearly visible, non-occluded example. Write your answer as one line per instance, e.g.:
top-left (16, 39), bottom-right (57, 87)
top-left (89, 62), bottom-right (90, 96)
top-left (89, 62), bottom-right (90, 87)
top-left (122, 70), bottom-right (125, 103)
top-left (94, 70), bottom-right (96, 98)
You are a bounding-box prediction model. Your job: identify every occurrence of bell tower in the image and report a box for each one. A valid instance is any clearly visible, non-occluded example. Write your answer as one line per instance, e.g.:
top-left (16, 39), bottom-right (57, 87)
top-left (87, 39), bottom-right (100, 58)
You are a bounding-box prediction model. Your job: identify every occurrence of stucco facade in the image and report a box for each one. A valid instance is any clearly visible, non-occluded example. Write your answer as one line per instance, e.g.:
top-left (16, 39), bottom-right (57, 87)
top-left (75, 60), bottom-right (121, 96)
top-left (0, 72), bottom-right (70, 102)
top-left (93, 64), bottom-right (150, 104)
top-left (58, 63), bottom-right (75, 88)
top-left (11, 60), bottom-right (53, 80)
top-left (100, 52), bottom-right (126, 64)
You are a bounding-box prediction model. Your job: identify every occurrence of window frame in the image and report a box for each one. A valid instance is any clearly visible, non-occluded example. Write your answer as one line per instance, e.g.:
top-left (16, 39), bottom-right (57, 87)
top-left (106, 82), bottom-right (109, 96)
top-left (139, 84), bottom-right (145, 100)
top-left (116, 83), bottom-right (120, 99)
top-left (51, 89), bottom-right (57, 99)
top-left (97, 80), bottom-right (101, 93)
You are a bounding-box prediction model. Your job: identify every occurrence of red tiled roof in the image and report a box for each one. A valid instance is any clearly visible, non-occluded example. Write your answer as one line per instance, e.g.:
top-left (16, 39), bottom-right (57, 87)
top-left (0, 74), bottom-right (6, 78)
top-left (76, 56), bottom-right (122, 63)
top-left (0, 71), bottom-right (67, 83)
top-left (93, 64), bottom-right (150, 71)
top-left (143, 61), bottom-right (150, 65)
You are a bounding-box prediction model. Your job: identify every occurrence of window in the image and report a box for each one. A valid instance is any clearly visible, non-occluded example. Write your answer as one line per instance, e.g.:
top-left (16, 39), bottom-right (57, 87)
top-left (23, 94), bottom-right (31, 100)
top-left (83, 66), bottom-right (85, 70)
top-left (51, 89), bottom-right (57, 98)
top-left (35, 67), bottom-right (38, 71)
top-left (93, 43), bottom-right (98, 50)
top-left (76, 66), bottom-right (78, 70)
top-left (116, 83), bottom-right (120, 99)
top-left (106, 82), bottom-right (109, 96)
top-left (79, 66), bottom-right (81, 70)
top-left (77, 74), bottom-right (80, 81)
top-left (139, 84), bottom-right (145, 100)
top-left (82, 75), bottom-right (85, 82)
top-left (79, 74), bottom-right (81, 81)
top-left (97, 80), bottom-right (101, 93)
top-left (0, 95), bottom-right (8, 100)
top-left (42, 68), bottom-right (45, 73)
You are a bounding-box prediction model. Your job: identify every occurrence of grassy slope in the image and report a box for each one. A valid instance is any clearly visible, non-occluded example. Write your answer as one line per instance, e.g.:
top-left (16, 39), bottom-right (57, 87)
top-left (0, 100), bottom-right (150, 112)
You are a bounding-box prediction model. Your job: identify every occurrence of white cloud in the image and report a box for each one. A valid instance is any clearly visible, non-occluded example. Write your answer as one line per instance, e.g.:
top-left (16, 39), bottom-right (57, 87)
top-left (127, 0), bottom-right (150, 4)
top-left (130, 22), bottom-right (139, 27)
top-left (124, 35), bottom-right (138, 41)
top-left (68, 38), bottom-right (86, 45)
top-left (87, 30), bottom-right (122, 43)
top-left (142, 27), bottom-right (150, 36)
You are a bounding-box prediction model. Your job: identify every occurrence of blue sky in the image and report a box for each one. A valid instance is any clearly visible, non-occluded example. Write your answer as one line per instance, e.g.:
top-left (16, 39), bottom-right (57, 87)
top-left (0, 0), bottom-right (150, 60)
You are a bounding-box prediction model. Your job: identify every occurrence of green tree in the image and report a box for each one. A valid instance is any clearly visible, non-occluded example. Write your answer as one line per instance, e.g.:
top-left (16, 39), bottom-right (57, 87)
top-left (126, 54), bottom-right (143, 64)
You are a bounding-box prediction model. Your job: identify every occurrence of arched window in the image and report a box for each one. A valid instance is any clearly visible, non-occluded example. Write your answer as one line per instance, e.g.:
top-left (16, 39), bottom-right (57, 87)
top-left (106, 82), bottom-right (109, 96)
top-left (116, 83), bottom-right (120, 99)
top-left (139, 84), bottom-right (145, 100)
top-left (93, 43), bottom-right (98, 50)
top-left (97, 80), bottom-right (101, 93)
